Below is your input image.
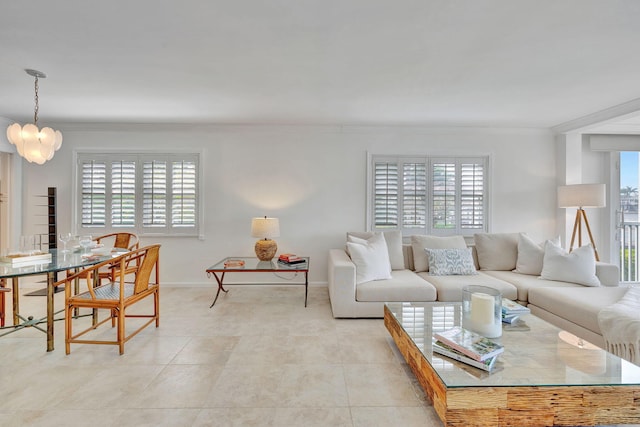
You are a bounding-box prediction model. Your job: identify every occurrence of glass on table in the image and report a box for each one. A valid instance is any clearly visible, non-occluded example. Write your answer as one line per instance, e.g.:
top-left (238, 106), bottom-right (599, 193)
top-left (58, 232), bottom-right (72, 253)
top-left (78, 235), bottom-right (93, 254)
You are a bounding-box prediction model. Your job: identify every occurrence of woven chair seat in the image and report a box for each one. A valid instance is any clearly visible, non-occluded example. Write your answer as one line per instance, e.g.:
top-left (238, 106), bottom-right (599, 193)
top-left (75, 283), bottom-right (136, 300)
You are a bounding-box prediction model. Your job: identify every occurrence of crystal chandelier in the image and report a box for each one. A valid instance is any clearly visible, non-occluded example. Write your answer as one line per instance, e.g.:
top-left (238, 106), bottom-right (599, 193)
top-left (6, 69), bottom-right (63, 165)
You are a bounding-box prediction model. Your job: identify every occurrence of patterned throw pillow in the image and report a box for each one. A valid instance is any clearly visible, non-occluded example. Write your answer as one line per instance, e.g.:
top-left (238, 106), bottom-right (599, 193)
top-left (425, 248), bottom-right (478, 276)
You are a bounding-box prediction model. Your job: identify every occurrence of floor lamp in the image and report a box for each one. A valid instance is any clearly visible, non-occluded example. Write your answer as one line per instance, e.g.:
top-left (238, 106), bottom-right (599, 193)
top-left (558, 184), bottom-right (606, 261)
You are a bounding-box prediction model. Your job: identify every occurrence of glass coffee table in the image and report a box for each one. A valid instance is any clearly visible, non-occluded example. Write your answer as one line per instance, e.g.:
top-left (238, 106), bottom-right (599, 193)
top-left (206, 257), bottom-right (309, 308)
top-left (384, 302), bottom-right (640, 427)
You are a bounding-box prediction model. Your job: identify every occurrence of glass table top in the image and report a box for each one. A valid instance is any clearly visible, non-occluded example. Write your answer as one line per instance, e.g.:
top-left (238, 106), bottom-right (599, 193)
top-left (385, 301), bottom-right (640, 388)
top-left (206, 256), bottom-right (309, 272)
top-left (0, 248), bottom-right (126, 279)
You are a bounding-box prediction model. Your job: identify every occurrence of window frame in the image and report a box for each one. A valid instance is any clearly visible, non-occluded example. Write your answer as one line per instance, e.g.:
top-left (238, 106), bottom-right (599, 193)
top-left (366, 153), bottom-right (490, 236)
top-left (73, 149), bottom-right (204, 238)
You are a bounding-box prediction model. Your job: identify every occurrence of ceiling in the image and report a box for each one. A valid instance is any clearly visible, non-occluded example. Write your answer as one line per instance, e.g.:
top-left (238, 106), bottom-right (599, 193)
top-left (1, 0), bottom-right (640, 129)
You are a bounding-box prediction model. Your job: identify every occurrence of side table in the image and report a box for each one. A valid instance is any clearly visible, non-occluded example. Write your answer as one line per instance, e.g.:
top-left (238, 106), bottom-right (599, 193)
top-left (205, 257), bottom-right (310, 307)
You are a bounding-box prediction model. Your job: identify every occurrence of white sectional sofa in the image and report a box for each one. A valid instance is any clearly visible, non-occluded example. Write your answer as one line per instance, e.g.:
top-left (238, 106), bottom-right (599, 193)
top-left (328, 231), bottom-right (625, 348)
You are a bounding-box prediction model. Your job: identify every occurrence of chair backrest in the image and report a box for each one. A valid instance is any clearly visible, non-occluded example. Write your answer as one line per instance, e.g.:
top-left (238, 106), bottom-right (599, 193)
top-left (95, 232), bottom-right (139, 250)
top-left (133, 244), bottom-right (160, 294)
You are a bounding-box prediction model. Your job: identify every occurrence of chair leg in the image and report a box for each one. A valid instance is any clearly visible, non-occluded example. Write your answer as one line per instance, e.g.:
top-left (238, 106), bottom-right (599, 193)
top-left (118, 308), bottom-right (125, 355)
top-left (65, 303), bottom-right (72, 355)
top-left (155, 290), bottom-right (160, 327)
top-left (0, 279), bottom-right (6, 328)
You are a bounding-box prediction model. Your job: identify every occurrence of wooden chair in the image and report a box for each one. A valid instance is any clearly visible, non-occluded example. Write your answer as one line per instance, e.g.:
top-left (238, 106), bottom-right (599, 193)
top-left (76, 232), bottom-right (140, 285)
top-left (58, 244), bottom-right (160, 355)
top-left (0, 279), bottom-right (9, 327)
top-left (94, 232), bottom-right (139, 252)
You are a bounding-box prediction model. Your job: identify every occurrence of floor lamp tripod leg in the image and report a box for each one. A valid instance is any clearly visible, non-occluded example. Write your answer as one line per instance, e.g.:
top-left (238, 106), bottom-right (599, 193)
top-left (581, 209), bottom-right (600, 262)
top-left (569, 209), bottom-right (582, 252)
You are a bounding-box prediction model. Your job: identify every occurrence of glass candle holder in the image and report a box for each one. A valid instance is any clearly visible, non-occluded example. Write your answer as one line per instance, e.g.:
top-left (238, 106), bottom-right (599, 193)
top-left (462, 285), bottom-right (502, 338)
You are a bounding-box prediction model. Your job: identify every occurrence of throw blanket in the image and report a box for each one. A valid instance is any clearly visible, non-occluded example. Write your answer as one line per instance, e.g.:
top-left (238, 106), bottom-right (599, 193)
top-left (597, 286), bottom-right (640, 365)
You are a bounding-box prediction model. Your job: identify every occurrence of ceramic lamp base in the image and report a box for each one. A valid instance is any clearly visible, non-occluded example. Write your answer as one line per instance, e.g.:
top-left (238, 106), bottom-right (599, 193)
top-left (255, 239), bottom-right (277, 261)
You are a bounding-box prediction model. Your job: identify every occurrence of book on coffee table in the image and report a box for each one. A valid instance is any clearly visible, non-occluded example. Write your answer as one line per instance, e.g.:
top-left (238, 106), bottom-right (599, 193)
top-left (434, 326), bottom-right (504, 362)
top-left (433, 340), bottom-right (499, 372)
top-left (502, 298), bottom-right (530, 315)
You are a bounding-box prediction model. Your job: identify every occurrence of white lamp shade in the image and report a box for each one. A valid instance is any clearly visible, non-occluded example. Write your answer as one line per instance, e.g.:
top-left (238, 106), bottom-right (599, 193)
top-left (558, 184), bottom-right (606, 208)
top-left (251, 217), bottom-right (280, 239)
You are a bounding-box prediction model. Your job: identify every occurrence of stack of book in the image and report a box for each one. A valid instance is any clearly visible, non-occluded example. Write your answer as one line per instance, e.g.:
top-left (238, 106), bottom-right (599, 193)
top-left (502, 298), bottom-right (530, 324)
top-left (277, 254), bottom-right (306, 266)
top-left (433, 326), bottom-right (504, 372)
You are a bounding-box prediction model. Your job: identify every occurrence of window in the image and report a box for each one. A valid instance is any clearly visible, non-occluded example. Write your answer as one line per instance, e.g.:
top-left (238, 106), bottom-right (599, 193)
top-left (369, 155), bottom-right (488, 236)
top-left (76, 152), bottom-right (201, 237)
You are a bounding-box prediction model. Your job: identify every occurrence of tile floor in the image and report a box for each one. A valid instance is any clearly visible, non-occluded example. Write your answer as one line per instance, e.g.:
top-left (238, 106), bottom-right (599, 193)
top-left (1, 280), bottom-right (635, 427)
top-left (0, 280), bottom-right (442, 427)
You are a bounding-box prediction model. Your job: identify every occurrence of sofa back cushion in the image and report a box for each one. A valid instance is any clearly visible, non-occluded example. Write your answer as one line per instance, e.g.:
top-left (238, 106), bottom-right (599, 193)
top-left (347, 230), bottom-right (404, 270)
top-left (474, 232), bottom-right (519, 271)
top-left (410, 235), bottom-right (467, 272)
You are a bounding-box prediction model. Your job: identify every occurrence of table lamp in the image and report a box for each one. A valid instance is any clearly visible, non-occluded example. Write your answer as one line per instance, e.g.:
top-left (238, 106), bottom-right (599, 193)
top-left (557, 183), bottom-right (606, 261)
top-left (251, 216), bottom-right (280, 261)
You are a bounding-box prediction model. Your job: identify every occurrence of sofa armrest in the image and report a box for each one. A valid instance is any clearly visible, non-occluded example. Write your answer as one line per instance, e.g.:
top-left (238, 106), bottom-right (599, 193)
top-left (596, 262), bottom-right (620, 287)
top-left (328, 248), bottom-right (357, 317)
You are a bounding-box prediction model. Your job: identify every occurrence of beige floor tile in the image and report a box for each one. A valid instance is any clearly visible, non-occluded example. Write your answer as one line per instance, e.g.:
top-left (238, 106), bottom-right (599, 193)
top-left (273, 407), bottom-right (353, 427)
top-left (192, 408), bottom-right (277, 427)
top-left (1, 285), bottom-right (445, 427)
top-left (351, 406), bottom-right (443, 427)
top-left (343, 363), bottom-right (424, 407)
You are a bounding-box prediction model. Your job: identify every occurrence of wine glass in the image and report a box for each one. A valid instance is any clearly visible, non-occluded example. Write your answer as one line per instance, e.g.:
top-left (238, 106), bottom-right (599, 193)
top-left (79, 235), bottom-right (93, 255)
top-left (58, 232), bottom-right (72, 253)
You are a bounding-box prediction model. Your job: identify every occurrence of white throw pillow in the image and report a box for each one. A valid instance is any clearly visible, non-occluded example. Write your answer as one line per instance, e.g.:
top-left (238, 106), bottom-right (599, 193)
top-left (346, 233), bottom-right (392, 284)
top-left (425, 248), bottom-right (478, 276)
top-left (540, 242), bottom-right (600, 287)
top-left (411, 235), bottom-right (467, 272)
top-left (474, 233), bottom-right (520, 271)
top-left (347, 230), bottom-right (404, 270)
top-left (514, 233), bottom-right (560, 276)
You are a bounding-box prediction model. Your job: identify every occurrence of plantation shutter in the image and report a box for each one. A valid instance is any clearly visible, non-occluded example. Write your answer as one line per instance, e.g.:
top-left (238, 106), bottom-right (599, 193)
top-left (369, 155), bottom-right (488, 236)
top-left (111, 160), bottom-right (136, 227)
top-left (460, 162), bottom-right (484, 230)
top-left (171, 160), bottom-right (197, 227)
top-left (402, 162), bottom-right (427, 229)
top-left (81, 160), bottom-right (106, 226)
top-left (77, 152), bottom-right (201, 236)
top-left (374, 161), bottom-right (399, 228)
top-left (432, 162), bottom-right (456, 230)
top-left (143, 160), bottom-right (167, 228)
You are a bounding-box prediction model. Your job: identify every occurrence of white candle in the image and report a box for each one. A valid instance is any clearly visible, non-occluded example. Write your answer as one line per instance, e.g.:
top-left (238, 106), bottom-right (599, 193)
top-left (470, 292), bottom-right (494, 326)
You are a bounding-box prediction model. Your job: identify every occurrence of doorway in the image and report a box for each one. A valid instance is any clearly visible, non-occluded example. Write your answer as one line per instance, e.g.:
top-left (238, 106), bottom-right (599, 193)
top-left (618, 151), bottom-right (640, 283)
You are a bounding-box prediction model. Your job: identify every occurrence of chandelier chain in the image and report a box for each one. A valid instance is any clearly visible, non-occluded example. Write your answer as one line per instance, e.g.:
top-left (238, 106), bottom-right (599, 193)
top-left (33, 75), bottom-right (39, 125)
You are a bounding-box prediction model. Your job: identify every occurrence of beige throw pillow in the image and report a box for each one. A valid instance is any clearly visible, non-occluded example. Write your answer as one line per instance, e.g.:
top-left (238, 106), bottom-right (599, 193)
top-left (514, 233), bottom-right (561, 276)
top-left (540, 242), bottom-right (600, 287)
top-left (474, 233), bottom-right (519, 271)
top-left (346, 233), bottom-right (393, 284)
top-left (411, 235), bottom-right (466, 272)
top-left (347, 230), bottom-right (404, 270)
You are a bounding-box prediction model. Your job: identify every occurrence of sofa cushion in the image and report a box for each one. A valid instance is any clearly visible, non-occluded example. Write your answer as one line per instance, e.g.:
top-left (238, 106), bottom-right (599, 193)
top-left (419, 271), bottom-right (517, 302)
top-left (425, 248), bottom-right (477, 276)
top-left (482, 270), bottom-right (583, 303)
top-left (348, 230), bottom-right (404, 270)
top-left (474, 232), bottom-right (519, 271)
top-left (346, 233), bottom-right (392, 284)
top-left (514, 233), bottom-right (560, 276)
top-left (528, 286), bottom-right (630, 336)
top-left (411, 235), bottom-right (467, 273)
top-left (540, 242), bottom-right (600, 287)
top-left (356, 269), bottom-right (437, 302)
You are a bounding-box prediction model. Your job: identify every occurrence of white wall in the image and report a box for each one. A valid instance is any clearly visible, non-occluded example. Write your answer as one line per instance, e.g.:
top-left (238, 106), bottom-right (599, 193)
top-left (19, 124), bottom-right (557, 286)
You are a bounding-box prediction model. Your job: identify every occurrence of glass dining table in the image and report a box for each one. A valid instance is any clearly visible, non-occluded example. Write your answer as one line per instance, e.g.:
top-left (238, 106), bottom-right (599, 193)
top-left (0, 249), bottom-right (115, 351)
